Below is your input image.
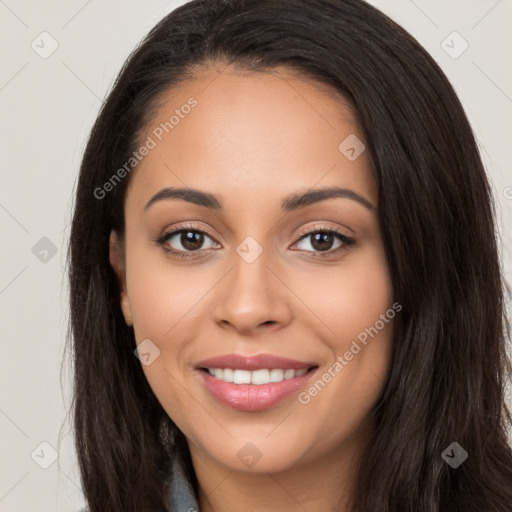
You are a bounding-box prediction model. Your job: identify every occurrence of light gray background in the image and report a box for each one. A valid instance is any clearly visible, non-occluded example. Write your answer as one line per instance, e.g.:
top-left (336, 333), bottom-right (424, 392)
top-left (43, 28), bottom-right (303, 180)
top-left (1, 1), bottom-right (511, 510)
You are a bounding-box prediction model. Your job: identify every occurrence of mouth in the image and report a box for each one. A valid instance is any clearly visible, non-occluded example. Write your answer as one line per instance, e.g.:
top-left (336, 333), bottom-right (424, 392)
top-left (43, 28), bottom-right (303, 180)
top-left (194, 354), bottom-right (319, 411)
top-left (198, 366), bottom-right (316, 384)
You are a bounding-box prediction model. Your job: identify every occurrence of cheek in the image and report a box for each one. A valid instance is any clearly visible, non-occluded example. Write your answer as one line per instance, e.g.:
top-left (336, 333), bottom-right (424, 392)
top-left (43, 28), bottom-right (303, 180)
top-left (125, 242), bottom-right (208, 342)
top-left (125, 254), bottom-right (207, 436)
top-left (291, 246), bottom-right (395, 426)
top-left (293, 246), bottom-right (394, 346)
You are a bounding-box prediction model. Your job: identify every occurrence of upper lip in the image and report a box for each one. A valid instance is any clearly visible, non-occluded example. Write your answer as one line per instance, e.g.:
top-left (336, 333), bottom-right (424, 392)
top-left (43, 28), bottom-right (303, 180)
top-left (195, 353), bottom-right (318, 371)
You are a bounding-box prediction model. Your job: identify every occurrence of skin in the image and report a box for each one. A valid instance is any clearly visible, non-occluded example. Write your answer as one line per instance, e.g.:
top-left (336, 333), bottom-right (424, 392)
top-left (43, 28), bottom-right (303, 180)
top-left (109, 63), bottom-right (395, 512)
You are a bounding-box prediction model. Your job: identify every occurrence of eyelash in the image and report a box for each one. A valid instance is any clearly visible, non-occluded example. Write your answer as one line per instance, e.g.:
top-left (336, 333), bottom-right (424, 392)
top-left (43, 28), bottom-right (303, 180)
top-left (154, 222), bottom-right (356, 260)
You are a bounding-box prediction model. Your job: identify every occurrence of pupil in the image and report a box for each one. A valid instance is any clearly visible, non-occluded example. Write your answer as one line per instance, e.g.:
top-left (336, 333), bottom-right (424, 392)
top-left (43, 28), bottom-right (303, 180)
top-left (311, 232), bottom-right (333, 251)
top-left (182, 231), bottom-right (203, 250)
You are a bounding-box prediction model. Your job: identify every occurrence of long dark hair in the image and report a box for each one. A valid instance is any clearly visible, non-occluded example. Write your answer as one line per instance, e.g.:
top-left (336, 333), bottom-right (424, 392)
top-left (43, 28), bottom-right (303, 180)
top-left (66, 0), bottom-right (512, 510)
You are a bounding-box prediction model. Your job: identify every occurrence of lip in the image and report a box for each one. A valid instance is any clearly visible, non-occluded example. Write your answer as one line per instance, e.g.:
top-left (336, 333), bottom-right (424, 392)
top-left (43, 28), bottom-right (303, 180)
top-left (195, 353), bottom-right (317, 371)
top-left (194, 353), bottom-right (319, 411)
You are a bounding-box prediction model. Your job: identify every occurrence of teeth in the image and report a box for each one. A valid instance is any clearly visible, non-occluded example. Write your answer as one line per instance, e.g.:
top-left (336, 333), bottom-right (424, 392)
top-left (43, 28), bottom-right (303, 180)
top-left (206, 367), bottom-right (308, 384)
top-left (284, 369), bottom-right (295, 380)
top-left (233, 369), bottom-right (251, 384)
top-left (222, 368), bottom-right (234, 382)
top-left (270, 369), bottom-right (284, 382)
top-left (251, 369), bottom-right (270, 385)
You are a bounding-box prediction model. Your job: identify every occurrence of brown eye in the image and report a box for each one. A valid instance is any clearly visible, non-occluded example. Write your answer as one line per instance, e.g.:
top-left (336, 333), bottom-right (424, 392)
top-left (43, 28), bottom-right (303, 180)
top-left (308, 232), bottom-right (337, 252)
top-left (291, 227), bottom-right (356, 259)
top-left (160, 229), bottom-right (217, 253)
top-left (178, 230), bottom-right (205, 251)
top-left (155, 225), bottom-right (220, 259)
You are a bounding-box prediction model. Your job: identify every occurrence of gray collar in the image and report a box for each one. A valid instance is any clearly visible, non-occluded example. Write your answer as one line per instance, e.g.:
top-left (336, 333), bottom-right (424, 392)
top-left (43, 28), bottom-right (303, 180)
top-left (168, 456), bottom-right (200, 512)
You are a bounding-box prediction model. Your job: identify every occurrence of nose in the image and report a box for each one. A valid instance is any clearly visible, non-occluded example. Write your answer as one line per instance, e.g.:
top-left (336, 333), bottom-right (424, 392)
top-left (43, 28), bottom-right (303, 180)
top-left (212, 248), bottom-right (293, 336)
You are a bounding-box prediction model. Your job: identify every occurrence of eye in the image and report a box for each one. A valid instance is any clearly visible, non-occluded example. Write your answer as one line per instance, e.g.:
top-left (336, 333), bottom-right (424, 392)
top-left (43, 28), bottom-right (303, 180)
top-left (154, 222), bottom-right (355, 260)
top-left (155, 223), bottom-right (219, 259)
top-left (291, 225), bottom-right (355, 258)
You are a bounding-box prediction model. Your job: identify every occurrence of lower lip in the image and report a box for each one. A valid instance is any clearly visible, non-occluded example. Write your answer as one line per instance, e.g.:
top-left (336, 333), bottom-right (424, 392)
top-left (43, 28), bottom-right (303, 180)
top-left (196, 368), bottom-right (318, 411)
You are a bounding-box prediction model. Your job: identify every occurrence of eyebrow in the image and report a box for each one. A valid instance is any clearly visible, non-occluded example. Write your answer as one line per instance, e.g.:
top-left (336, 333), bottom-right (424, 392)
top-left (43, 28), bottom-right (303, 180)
top-left (144, 185), bottom-right (375, 212)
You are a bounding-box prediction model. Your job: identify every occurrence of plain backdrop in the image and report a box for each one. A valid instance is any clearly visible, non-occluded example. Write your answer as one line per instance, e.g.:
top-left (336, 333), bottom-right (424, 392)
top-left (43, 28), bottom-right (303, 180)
top-left (0, 1), bottom-right (511, 510)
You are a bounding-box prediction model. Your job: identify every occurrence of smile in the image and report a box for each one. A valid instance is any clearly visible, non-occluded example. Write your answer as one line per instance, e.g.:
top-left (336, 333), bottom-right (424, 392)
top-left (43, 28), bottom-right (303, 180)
top-left (195, 353), bottom-right (319, 411)
top-left (204, 367), bottom-right (308, 384)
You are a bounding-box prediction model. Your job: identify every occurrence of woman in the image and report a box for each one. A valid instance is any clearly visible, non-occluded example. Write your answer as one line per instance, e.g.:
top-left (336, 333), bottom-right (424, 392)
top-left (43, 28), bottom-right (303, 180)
top-left (67, 0), bottom-right (512, 510)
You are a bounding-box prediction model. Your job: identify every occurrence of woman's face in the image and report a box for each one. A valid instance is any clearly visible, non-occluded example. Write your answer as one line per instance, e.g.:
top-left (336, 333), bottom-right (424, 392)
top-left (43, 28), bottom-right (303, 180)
top-left (110, 64), bottom-right (395, 475)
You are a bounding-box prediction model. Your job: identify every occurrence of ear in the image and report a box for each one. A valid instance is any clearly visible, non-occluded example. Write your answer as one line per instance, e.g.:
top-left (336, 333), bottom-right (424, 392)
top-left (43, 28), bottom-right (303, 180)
top-left (109, 230), bottom-right (133, 326)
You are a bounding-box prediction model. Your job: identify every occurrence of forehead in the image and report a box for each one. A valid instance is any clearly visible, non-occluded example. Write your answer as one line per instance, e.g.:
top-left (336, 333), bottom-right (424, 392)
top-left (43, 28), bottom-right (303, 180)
top-left (126, 64), bottom-right (377, 213)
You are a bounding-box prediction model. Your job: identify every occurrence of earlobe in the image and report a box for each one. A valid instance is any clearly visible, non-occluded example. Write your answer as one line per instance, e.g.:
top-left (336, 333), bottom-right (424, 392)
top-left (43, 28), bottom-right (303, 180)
top-left (109, 230), bottom-right (133, 326)
top-left (120, 295), bottom-right (133, 326)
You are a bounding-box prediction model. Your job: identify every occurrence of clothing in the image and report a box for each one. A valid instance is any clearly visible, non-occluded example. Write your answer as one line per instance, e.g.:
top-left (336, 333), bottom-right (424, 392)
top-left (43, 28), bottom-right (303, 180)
top-left (168, 456), bottom-right (201, 512)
